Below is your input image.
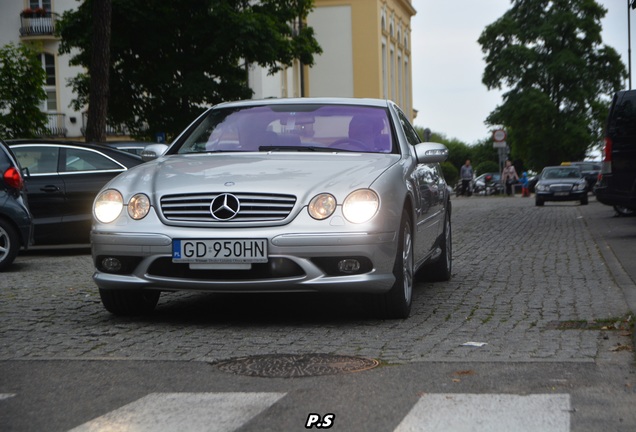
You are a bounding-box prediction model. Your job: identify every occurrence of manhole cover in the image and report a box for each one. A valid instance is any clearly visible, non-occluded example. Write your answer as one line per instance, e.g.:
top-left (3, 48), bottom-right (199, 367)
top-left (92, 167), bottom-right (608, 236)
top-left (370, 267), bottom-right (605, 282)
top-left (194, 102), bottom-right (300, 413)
top-left (215, 354), bottom-right (379, 378)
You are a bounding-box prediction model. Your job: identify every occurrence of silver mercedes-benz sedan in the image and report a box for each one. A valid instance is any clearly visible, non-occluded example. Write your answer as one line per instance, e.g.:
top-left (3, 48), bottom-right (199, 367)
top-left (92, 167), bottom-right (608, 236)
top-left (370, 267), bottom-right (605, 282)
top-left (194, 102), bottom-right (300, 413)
top-left (91, 98), bottom-right (452, 319)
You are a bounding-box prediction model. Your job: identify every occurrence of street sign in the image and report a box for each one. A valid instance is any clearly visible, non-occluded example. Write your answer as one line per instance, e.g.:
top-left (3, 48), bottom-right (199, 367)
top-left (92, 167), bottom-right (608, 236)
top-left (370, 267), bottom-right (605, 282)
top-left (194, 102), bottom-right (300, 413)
top-left (493, 140), bottom-right (506, 148)
top-left (493, 129), bottom-right (506, 142)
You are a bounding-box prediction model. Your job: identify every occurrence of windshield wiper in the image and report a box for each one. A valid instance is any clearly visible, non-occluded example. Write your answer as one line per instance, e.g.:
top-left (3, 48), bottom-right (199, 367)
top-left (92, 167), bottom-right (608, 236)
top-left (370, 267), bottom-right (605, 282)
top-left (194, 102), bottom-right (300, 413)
top-left (259, 146), bottom-right (333, 152)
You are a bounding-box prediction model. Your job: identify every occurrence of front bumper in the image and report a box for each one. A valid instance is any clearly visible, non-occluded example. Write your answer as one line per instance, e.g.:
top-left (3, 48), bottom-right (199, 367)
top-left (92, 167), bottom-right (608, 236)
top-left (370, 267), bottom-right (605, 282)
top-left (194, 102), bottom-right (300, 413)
top-left (91, 228), bottom-right (398, 294)
top-left (535, 190), bottom-right (587, 201)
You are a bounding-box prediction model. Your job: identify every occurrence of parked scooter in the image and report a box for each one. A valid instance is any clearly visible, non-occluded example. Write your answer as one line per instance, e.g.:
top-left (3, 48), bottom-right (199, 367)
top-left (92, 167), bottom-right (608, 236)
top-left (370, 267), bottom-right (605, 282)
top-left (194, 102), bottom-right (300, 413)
top-left (473, 173), bottom-right (504, 196)
top-left (483, 174), bottom-right (504, 196)
top-left (455, 179), bottom-right (473, 197)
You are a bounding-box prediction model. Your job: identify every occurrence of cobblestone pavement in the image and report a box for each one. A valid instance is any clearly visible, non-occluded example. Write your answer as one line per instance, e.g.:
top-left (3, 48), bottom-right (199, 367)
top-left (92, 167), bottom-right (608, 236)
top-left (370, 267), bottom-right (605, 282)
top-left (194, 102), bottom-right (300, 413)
top-left (0, 196), bottom-right (633, 364)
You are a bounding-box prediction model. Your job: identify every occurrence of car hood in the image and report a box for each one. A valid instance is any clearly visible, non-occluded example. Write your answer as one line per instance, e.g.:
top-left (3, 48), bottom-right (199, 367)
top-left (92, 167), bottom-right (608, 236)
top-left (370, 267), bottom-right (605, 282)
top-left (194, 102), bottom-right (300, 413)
top-left (106, 152), bottom-right (401, 200)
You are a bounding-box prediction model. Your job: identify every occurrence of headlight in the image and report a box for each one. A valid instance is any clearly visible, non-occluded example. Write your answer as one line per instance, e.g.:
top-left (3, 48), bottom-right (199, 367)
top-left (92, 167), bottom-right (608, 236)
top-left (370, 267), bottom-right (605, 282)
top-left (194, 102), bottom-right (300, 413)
top-left (343, 189), bottom-right (379, 224)
top-left (308, 193), bottom-right (337, 220)
top-left (94, 189), bottom-right (123, 223)
top-left (536, 183), bottom-right (547, 192)
top-left (573, 182), bottom-right (586, 191)
top-left (128, 193), bottom-right (151, 220)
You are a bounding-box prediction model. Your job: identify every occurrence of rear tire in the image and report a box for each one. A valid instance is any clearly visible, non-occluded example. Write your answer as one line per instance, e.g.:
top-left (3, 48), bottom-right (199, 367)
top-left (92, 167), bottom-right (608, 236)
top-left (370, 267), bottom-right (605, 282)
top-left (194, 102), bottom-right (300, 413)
top-left (99, 289), bottom-right (160, 316)
top-left (377, 212), bottom-right (413, 319)
top-left (614, 206), bottom-right (633, 216)
top-left (0, 220), bottom-right (20, 272)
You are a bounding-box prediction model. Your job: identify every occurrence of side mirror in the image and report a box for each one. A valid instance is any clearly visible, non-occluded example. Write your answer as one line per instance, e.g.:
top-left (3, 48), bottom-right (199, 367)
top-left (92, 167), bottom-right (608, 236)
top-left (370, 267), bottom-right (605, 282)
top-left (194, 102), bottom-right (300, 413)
top-left (141, 144), bottom-right (169, 162)
top-left (413, 142), bottom-right (449, 164)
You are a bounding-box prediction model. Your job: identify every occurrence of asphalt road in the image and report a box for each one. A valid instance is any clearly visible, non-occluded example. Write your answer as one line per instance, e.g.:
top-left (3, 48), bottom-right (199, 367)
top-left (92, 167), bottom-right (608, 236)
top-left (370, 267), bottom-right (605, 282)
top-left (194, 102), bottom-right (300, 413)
top-left (1, 195), bottom-right (634, 432)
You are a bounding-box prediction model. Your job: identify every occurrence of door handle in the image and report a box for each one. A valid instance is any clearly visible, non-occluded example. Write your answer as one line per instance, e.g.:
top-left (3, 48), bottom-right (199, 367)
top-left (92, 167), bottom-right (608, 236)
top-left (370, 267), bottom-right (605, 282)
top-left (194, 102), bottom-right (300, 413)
top-left (40, 185), bottom-right (61, 193)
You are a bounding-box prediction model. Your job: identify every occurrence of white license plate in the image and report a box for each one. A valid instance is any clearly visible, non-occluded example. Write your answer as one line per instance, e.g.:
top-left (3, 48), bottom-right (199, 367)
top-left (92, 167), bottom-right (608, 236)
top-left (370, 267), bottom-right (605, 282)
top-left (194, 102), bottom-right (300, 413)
top-left (172, 239), bottom-right (267, 264)
top-left (554, 192), bottom-right (569, 196)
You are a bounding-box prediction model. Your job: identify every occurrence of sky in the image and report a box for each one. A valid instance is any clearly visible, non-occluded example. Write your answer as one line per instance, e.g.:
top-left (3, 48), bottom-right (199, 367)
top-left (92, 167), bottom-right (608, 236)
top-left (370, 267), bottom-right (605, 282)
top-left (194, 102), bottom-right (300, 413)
top-left (410, 0), bottom-right (636, 144)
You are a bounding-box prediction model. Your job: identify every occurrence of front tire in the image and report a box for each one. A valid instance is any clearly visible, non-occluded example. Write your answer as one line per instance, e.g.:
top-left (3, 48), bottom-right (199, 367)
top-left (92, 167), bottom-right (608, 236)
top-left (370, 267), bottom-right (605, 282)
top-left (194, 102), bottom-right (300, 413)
top-left (0, 220), bottom-right (20, 272)
top-left (420, 210), bottom-right (452, 282)
top-left (99, 289), bottom-right (160, 316)
top-left (535, 197), bottom-right (544, 206)
top-left (377, 212), bottom-right (413, 319)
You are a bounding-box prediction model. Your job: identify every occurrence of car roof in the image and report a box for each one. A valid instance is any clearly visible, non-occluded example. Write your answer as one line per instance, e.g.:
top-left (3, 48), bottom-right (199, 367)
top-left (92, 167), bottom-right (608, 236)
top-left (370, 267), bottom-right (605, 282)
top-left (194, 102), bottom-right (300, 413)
top-left (213, 97), bottom-right (392, 109)
top-left (6, 139), bottom-right (144, 165)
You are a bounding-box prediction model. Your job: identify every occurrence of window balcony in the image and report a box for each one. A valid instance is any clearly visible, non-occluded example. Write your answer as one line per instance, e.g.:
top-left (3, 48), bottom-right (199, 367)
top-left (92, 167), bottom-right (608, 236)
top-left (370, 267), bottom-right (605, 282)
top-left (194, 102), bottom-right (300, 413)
top-left (37, 113), bottom-right (68, 138)
top-left (19, 11), bottom-right (59, 37)
top-left (81, 113), bottom-right (131, 137)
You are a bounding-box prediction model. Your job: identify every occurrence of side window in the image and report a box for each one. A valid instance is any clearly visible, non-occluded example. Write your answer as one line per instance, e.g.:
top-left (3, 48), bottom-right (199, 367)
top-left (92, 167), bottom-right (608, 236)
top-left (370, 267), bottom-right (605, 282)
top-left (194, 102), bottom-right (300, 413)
top-left (396, 108), bottom-right (421, 146)
top-left (64, 148), bottom-right (123, 172)
top-left (613, 91), bottom-right (636, 137)
top-left (13, 146), bottom-right (59, 174)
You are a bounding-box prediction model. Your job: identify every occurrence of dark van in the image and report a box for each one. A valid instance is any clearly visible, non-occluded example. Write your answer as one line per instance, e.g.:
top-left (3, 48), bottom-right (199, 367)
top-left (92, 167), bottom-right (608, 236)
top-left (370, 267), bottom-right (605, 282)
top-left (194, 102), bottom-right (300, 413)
top-left (594, 90), bottom-right (636, 212)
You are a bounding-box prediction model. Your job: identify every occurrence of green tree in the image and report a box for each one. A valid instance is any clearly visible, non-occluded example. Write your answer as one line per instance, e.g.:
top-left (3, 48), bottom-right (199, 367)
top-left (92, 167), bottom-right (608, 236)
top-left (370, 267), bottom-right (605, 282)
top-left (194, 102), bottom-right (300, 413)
top-left (478, 0), bottom-right (626, 170)
top-left (474, 160), bottom-right (500, 176)
top-left (441, 162), bottom-right (459, 186)
top-left (58, 0), bottom-right (322, 141)
top-left (0, 43), bottom-right (47, 139)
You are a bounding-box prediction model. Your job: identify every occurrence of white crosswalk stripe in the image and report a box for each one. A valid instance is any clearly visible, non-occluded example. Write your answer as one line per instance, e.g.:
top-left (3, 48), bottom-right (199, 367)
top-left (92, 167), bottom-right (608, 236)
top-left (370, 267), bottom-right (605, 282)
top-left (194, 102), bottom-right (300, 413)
top-left (394, 394), bottom-right (571, 432)
top-left (57, 392), bottom-right (572, 431)
top-left (67, 392), bottom-right (286, 432)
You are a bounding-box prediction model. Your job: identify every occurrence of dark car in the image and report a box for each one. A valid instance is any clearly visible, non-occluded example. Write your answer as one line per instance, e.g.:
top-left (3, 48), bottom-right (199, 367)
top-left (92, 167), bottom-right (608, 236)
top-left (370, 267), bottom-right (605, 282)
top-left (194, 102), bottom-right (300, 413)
top-left (0, 140), bottom-right (32, 270)
top-left (534, 165), bottom-right (588, 206)
top-left (594, 89), bottom-right (636, 212)
top-left (7, 140), bottom-right (143, 245)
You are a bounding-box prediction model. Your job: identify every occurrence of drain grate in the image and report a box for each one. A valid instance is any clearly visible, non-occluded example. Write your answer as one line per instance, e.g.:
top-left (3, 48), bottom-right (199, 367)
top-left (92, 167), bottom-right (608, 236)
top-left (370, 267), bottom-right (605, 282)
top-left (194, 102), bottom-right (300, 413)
top-left (214, 354), bottom-right (379, 378)
top-left (544, 320), bottom-right (591, 330)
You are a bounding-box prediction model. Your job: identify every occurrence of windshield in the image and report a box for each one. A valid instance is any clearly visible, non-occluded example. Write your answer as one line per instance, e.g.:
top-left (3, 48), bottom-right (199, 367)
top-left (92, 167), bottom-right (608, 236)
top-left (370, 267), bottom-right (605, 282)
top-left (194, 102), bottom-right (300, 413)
top-left (173, 104), bottom-right (395, 154)
top-left (542, 167), bottom-right (582, 180)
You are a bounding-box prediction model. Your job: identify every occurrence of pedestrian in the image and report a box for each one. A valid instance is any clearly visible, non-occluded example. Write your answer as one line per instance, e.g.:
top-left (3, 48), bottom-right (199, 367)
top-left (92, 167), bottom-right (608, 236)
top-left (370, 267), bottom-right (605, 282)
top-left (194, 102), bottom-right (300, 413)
top-left (460, 159), bottom-right (473, 196)
top-left (502, 160), bottom-right (519, 196)
top-left (520, 171), bottom-right (530, 197)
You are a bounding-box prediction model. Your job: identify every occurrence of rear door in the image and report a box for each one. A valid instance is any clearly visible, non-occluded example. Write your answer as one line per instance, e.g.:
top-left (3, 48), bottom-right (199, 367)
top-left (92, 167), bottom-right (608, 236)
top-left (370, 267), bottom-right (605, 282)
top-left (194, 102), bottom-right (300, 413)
top-left (11, 145), bottom-right (66, 244)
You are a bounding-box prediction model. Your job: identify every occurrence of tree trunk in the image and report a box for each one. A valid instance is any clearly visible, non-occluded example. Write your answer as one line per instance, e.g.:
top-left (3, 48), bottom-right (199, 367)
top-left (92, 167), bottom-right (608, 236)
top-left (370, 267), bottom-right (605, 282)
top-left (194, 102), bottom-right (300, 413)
top-left (85, 0), bottom-right (112, 143)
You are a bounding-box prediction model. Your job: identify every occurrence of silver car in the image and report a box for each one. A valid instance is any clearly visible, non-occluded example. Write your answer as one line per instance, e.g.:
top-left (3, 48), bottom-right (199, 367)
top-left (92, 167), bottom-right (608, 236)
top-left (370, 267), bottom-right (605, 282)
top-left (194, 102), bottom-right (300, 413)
top-left (91, 98), bottom-right (452, 319)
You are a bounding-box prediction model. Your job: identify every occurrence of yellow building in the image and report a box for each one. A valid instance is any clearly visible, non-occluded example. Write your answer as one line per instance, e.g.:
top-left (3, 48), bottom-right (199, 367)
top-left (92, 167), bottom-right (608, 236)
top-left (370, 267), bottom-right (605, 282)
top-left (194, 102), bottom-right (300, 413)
top-left (248, 0), bottom-right (417, 120)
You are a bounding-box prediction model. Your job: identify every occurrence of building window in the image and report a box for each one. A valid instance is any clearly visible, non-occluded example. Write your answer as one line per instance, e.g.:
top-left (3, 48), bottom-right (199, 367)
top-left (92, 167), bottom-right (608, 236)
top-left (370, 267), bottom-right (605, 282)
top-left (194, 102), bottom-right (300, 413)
top-left (29, 0), bottom-right (51, 10)
top-left (404, 57), bottom-right (410, 116)
top-left (382, 41), bottom-right (388, 99)
top-left (40, 53), bottom-right (56, 112)
top-left (398, 52), bottom-right (403, 106)
top-left (390, 46), bottom-right (395, 101)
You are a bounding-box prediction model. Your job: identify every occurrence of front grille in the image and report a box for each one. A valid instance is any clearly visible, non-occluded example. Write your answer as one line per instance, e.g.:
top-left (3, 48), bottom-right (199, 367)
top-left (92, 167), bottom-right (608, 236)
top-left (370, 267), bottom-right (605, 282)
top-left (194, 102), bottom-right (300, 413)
top-left (160, 192), bottom-right (296, 222)
top-left (550, 184), bottom-right (573, 192)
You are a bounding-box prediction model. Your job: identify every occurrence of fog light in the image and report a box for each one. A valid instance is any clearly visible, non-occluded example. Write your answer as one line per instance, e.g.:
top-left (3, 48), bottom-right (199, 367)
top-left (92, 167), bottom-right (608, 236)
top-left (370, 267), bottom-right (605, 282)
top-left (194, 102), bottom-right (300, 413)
top-left (101, 257), bottom-right (122, 273)
top-left (338, 259), bottom-right (360, 274)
